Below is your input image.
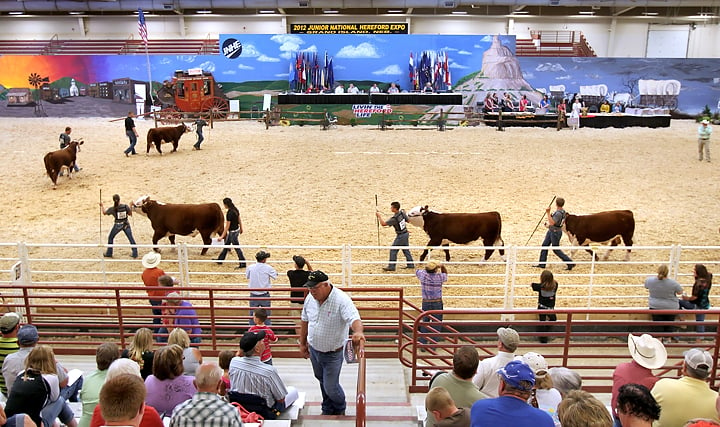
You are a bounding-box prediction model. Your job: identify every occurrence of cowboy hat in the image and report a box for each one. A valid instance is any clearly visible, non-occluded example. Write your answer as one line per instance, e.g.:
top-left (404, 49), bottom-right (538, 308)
top-left (142, 252), bottom-right (162, 269)
top-left (628, 333), bottom-right (667, 369)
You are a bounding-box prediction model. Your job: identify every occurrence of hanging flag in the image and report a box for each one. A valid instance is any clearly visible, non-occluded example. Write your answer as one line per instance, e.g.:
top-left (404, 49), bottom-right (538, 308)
top-left (137, 9), bottom-right (148, 45)
top-left (327, 56), bottom-right (335, 89)
top-left (409, 52), bottom-right (414, 82)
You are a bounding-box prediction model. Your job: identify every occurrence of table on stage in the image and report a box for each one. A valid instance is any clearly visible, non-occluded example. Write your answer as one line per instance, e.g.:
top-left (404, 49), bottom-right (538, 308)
top-left (579, 113), bottom-right (670, 128)
top-left (277, 92), bottom-right (463, 105)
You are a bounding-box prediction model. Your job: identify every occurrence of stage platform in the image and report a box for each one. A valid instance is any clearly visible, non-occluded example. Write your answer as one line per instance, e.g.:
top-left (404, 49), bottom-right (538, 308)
top-left (481, 112), bottom-right (671, 128)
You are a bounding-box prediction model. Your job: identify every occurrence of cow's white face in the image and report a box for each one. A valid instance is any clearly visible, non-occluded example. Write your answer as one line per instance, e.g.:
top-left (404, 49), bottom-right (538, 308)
top-left (133, 195), bottom-right (150, 208)
top-left (406, 206), bottom-right (425, 228)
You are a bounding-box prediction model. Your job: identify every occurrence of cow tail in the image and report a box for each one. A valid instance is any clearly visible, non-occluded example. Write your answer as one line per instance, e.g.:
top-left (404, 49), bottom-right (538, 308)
top-left (43, 153), bottom-right (54, 176)
top-left (495, 212), bottom-right (504, 246)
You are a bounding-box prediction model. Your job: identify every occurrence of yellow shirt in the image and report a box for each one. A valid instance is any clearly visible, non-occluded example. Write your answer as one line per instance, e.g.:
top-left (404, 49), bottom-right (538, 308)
top-left (600, 103), bottom-right (611, 113)
top-left (651, 376), bottom-right (719, 427)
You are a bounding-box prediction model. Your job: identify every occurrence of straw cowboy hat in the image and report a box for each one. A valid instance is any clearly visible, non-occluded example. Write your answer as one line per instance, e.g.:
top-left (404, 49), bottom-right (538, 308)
top-left (628, 333), bottom-right (667, 369)
top-left (141, 252), bottom-right (162, 269)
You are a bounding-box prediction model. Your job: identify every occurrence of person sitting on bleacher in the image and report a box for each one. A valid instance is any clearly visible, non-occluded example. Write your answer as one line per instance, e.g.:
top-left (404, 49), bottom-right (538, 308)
top-left (557, 390), bottom-right (613, 427)
top-left (425, 387), bottom-right (470, 427)
top-left (169, 363), bottom-right (242, 427)
top-left (78, 343), bottom-right (120, 427)
top-left (144, 345), bottom-right (196, 418)
top-left (472, 327), bottom-right (519, 398)
top-left (98, 374), bottom-right (146, 427)
top-left (227, 331), bottom-right (298, 419)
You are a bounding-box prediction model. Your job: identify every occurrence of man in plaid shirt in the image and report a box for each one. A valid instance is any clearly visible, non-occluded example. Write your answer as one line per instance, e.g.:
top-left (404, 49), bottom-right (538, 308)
top-left (170, 363), bottom-right (242, 427)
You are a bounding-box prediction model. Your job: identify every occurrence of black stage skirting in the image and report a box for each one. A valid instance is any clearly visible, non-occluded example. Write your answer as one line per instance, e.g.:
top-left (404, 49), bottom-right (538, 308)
top-left (580, 114), bottom-right (671, 128)
top-left (277, 93), bottom-right (463, 105)
top-left (482, 113), bottom-right (671, 128)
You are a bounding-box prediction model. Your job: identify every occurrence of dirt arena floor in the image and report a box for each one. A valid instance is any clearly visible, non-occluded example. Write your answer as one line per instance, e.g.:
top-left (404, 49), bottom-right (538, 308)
top-left (2, 117), bottom-right (719, 307)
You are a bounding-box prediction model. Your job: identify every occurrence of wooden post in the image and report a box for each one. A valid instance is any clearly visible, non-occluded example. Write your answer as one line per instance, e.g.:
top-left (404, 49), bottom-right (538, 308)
top-left (497, 109), bottom-right (505, 131)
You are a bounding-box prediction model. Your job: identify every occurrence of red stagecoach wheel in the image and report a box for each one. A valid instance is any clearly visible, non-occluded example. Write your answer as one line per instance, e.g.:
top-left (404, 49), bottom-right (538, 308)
top-left (159, 106), bottom-right (182, 125)
top-left (201, 97), bottom-right (229, 120)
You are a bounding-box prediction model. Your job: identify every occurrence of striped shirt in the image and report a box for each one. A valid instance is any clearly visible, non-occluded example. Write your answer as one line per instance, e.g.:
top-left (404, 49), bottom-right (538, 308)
top-left (228, 356), bottom-right (287, 408)
top-left (416, 270), bottom-right (447, 300)
top-left (170, 392), bottom-right (242, 427)
top-left (302, 286), bottom-right (360, 352)
top-left (0, 337), bottom-right (19, 395)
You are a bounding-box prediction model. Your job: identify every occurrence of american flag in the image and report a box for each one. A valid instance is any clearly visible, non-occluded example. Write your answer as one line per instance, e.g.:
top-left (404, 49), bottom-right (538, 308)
top-left (137, 8), bottom-right (148, 45)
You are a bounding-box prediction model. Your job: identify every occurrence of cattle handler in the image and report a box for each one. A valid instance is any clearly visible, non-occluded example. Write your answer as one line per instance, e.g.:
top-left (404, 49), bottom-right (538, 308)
top-left (376, 201), bottom-right (415, 271)
top-left (100, 194), bottom-right (138, 259)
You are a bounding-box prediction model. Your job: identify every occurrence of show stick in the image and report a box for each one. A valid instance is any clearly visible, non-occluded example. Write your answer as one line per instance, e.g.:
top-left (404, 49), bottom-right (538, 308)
top-left (525, 195), bottom-right (557, 246)
top-left (375, 195), bottom-right (381, 249)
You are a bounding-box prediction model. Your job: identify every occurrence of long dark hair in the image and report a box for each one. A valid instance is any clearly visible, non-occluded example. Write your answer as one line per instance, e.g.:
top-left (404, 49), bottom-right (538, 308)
top-left (695, 264), bottom-right (713, 288)
top-left (112, 194), bottom-right (120, 209)
top-left (223, 197), bottom-right (239, 217)
top-left (540, 270), bottom-right (557, 292)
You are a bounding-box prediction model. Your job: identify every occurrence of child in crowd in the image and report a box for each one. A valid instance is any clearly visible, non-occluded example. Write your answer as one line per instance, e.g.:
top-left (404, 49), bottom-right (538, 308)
top-left (425, 387), bottom-right (470, 427)
top-left (217, 349), bottom-right (235, 396)
top-left (248, 308), bottom-right (278, 365)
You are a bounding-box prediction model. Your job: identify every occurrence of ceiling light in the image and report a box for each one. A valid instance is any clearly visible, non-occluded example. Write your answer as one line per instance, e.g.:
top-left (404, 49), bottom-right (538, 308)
top-left (258, 9), bottom-right (275, 14)
top-left (512, 11), bottom-right (529, 14)
top-left (578, 11), bottom-right (595, 15)
top-left (451, 11), bottom-right (467, 15)
top-left (68, 11), bottom-right (83, 15)
top-left (196, 9), bottom-right (212, 14)
top-left (641, 12), bottom-right (659, 16)
top-left (387, 9), bottom-right (404, 13)
top-left (8, 11), bottom-right (23, 15)
top-left (323, 9), bottom-right (339, 14)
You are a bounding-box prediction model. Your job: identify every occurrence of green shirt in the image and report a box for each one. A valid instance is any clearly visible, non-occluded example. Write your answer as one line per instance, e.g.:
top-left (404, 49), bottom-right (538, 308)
top-left (0, 337), bottom-right (19, 395)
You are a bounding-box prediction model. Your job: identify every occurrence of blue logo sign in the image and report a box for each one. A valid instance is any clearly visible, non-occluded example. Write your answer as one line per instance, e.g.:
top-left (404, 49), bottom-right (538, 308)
top-left (222, 38), bottom-right (243, 59)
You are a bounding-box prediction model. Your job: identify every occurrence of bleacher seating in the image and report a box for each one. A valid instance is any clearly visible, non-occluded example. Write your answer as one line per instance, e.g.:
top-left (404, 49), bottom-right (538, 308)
top-left (0, 38), bottom-right (219, 55)
top-left (516, 30), bottom-right (596, 57)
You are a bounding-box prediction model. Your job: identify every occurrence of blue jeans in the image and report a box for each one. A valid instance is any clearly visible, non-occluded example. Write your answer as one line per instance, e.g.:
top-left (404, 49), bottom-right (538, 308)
top-left (388, 232), bottom-right (414, 270)
top-left (41, 396), bottom-right (74, 427)
top-left (195, 131), bottom-right (204, 148)
top-left (60, 375), bottom-right (83, 402)
top-left (538, 229), bottom-right (572, 266)
top-left (249, 293), bottom-right (271, 326)
top-left (679, 299), bottom-right (707, 333)
top-left (420, 300), bottom-right (443, 345)
top-left (156, 329), bottom-right (202, 344)
top-left (105, 223), bottom-right (138, 258)
top-left (150, 299), bottom-right (162, 330)
top-left (124, 130), bottom-right (137, 155)
top-left (309, 346), bottom-right (345, 415)
top-left (217, 230), bottom-right (246, 266)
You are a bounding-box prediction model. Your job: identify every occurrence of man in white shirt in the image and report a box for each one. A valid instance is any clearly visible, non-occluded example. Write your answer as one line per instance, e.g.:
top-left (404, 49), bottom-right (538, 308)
top-left (246, 251), bottom-right (277, 325)
top-left (347, 84), bottom-right (360, 94)
top-left (472, 327), bottom-right (520, 397)
top-left (334, 84), bottom-right (345, 94)
top-left (369, 84), bottom-right (380, 93)
top-left (299, 271), bottom-right (365, 416)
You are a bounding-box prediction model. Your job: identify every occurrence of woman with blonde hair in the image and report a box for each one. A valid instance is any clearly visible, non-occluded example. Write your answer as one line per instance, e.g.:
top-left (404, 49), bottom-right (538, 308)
top-left (5, 345), bottom-right (78, 427)
top-left (645, 265), bottom-right (682, 339)
top-left (167, 328), bottom-right (202, 376)
top-left (121, 328), bottom-right (155, 379)
top-left (522, 352), bottom-right (562, 425)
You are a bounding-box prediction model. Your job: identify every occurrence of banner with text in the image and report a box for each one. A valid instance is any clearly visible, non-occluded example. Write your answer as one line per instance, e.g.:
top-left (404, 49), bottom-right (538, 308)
top-left (291, 23), bottom-right (408, 34)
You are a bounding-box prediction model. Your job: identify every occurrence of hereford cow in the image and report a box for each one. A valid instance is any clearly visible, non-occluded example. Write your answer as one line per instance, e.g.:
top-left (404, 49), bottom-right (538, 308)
top-left (146, 124), bottom-right (190, 155)
top-left (563, 210), bottom-right (635, 261)
top-left (407, 205), bottom-right (505, 262)
top-left (132, 195), bottom-right (224, 255)
top-left (43, 140), bottom-right (83, 189)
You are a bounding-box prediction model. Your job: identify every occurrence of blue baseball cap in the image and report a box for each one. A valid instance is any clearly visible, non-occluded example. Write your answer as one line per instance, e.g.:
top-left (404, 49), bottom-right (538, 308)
top-left (497, 360), bottom-right (535, 391)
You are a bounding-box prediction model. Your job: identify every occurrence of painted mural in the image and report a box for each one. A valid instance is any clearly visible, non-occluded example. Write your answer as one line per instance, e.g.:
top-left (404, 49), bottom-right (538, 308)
top-left (0, 33), bottom-right (718, 118)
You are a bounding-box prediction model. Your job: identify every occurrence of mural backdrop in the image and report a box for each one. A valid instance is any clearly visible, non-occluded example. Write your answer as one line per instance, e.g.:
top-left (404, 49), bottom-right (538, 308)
top-left (0, 33), bottom-right (718, 118)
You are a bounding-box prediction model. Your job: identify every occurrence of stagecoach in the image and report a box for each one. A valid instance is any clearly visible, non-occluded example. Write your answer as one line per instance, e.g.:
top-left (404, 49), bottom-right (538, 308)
top-left (155, 68), bottom-right (229, 124)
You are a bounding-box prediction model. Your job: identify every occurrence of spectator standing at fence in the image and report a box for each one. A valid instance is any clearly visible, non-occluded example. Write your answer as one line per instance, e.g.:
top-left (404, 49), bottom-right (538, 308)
top-left (288, 255), bottom-right (313, 335)
top-left (416, 262), bottom-right (447, 346)
top-left (100, 194), bottom-right (138, 259)
top-left (141, 252), bottom-right (165, 330)
top-left (249, 308), bottom-right (278, 365)
top-left (121, 328), bottom-right (155, 380)
top-left (376, 201), bottom-right (415, 271)
top-left (426, 346), bottom-right (487, 427)
top-left (214, 198), bottom-right (246, 269)
top-left (470, 360), bottom-right (553, 427)
top-left (557, 390), bottom-right (612, 427)
top-left (533, 197), bottom-right (574, 271)
top-left (531, 270), bottom-right (558, 343)
top-left (651, 348), bottom-right (719, 426)
top-left (645, 264), bottom-right (682, 339)
top-left (697, 119), bottom-right (712, 162)
top-left (615, 383), bottom-right (661, 427)
top-left (611, 334), bottom-right (666, 427)
top-left (246, 251), bottom-right (277, 326)
top-left (300, 270), bottom-right (365, 416)
top-left (472, 327), bottom-right (520, 398)
top-left (0, 313), bottom-right (21, 397)
top-left (170, 363), bottom-right (242, 427)
top-left (159, 293), bottom-right (201, 344)
top-left (78, 343), bottom-right (119, 427)
top-left (679, 264), bottom-right (713, 339)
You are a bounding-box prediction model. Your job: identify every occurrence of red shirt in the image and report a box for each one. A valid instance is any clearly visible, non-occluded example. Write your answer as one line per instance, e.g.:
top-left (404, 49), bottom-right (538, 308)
top-left (142, 267), bottom-right (166, 298)
top-left (611, 360), bottom-right (660, 416)
top-left (90, 402), bottom-right (163, 427)
top-left (248, 324), bottom-right (277, 362)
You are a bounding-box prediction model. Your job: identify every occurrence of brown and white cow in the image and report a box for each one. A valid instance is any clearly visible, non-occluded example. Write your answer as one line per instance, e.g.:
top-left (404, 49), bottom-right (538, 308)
top-left (563, 210), bottom-right (635, 261)
top-left (146, 124), bottom-right (191, 155)
top-left (43, 139), bottom-right (83, 189)
top-left (132, 196), bottom-right (224, 255)
top-left (407, 205), bottom-right (505, 262)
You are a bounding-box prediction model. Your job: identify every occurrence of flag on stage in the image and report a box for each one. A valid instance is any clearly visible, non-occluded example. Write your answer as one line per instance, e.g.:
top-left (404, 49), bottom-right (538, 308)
top-left (137, 9), bottom-right (148, 45)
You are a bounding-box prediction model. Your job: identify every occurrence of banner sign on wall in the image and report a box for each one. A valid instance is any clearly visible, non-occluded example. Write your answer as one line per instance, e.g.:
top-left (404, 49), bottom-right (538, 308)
top-left (352, 104), bottom-right (392, 118)
top-left (290, 23), bottom-right (408, 34)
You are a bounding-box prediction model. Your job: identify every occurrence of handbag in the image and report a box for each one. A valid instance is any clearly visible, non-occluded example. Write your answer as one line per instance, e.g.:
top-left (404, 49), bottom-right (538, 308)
top-left (230, 401), bottom-right (264, 424)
